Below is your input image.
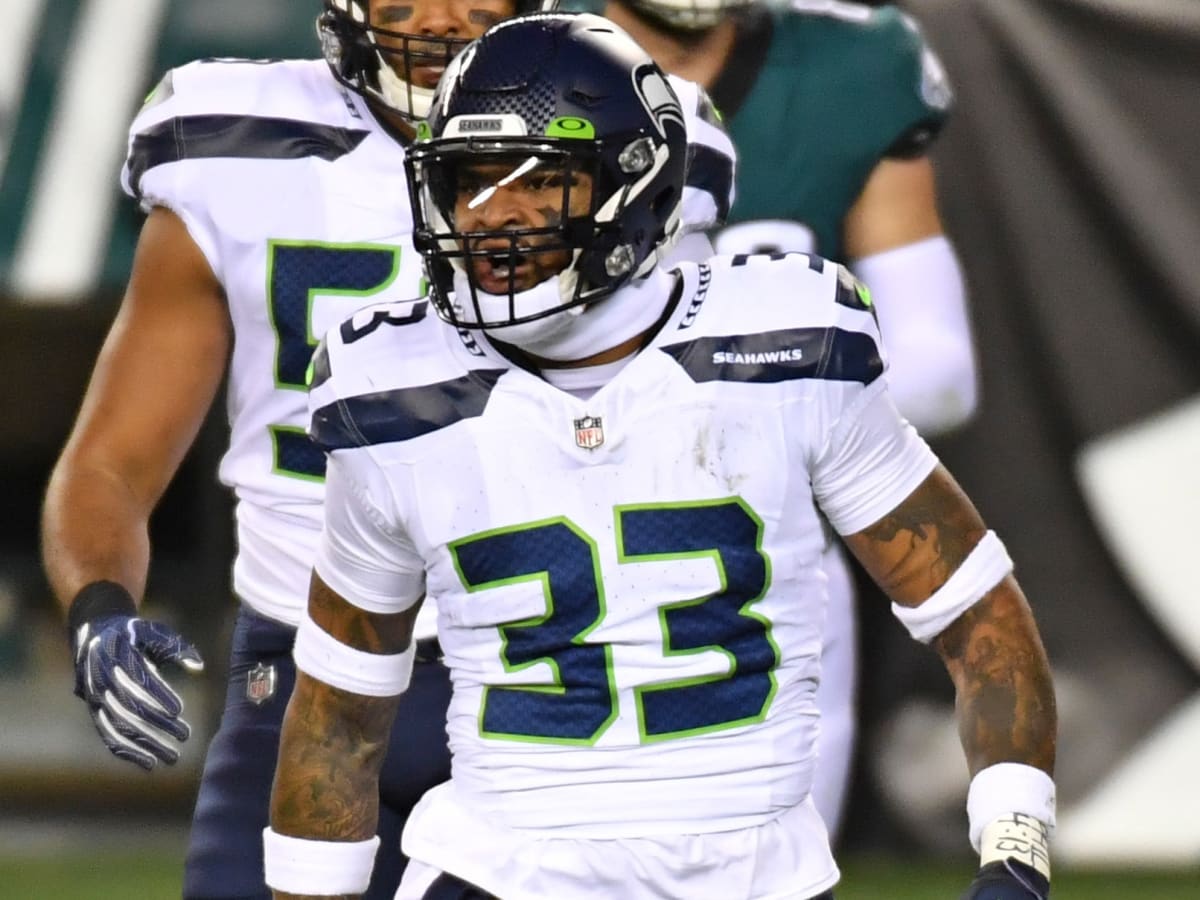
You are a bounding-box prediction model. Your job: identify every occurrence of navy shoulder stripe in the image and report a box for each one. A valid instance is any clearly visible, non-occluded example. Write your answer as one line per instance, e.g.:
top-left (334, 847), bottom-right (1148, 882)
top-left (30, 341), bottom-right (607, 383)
top-left (127, 114), bottom-right (370, 195)
top-left (310, 370), bottom-right (506, 450)
top-left (686, 143), bottom-right (734, 223)
top-left (662, 327), bottom-right (882, 385)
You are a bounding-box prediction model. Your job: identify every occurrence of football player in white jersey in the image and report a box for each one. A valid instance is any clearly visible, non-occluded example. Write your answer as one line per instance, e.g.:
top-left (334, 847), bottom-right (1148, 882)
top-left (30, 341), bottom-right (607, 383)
top-left (40, 2), bottom-right (733, 899)
top-left (266, 13), bottom-right (1056, 900)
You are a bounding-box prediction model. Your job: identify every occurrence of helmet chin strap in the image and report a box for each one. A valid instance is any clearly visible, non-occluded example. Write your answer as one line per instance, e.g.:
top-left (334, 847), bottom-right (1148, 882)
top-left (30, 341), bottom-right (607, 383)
top-left (375, 53), bottom-right (434, 119)
top-left (472, 266), bottom-right (679, 363)
top-left (453, 268), bottom-right (581, 350)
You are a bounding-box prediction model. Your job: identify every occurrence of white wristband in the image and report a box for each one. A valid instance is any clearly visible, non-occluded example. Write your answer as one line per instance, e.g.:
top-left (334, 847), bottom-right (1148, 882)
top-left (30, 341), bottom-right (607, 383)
top-left (293, 612), bottom-right (415, 697)
top-left (891, 530), bottom-right (1012, 642)
top-left (967, 762), bottom-right (1056, 852)
top-left (262, 828), bottom-right (380, 895)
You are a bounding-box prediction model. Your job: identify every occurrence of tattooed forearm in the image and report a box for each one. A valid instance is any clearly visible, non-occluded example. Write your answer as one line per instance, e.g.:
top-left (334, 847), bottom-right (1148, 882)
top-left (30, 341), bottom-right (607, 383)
top-left (268, 577), bottom-right (414, 899)
top-left (845, 465), bottom-right (986, 606)
top-left (843, 465), bottom-right (1056, 777)
top-left (934, 580), bottom-right (1057, 776)
top-left (270, 672), bottom-right (401, 842)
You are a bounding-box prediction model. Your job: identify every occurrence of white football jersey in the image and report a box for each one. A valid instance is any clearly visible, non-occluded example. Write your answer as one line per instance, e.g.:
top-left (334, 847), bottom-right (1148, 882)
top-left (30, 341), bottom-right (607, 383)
top-left (120, 58), bottom-right (733, 627)
top-left (308, 253), bottom-right (936, 876)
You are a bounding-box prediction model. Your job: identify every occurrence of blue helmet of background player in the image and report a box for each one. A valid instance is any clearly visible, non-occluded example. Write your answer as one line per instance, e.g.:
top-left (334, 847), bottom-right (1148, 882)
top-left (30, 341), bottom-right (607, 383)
top-left (405, 12), bottom-right (689, 342)
top-left (317, 0), bottom-right (560, 122)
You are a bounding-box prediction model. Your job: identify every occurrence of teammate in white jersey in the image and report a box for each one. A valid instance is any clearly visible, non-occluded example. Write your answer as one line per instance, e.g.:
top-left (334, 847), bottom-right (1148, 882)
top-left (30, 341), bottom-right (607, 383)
top-left (40, 2), bottom-right (734, 898)
top-left (266, 14), bottom-right (1056, 900)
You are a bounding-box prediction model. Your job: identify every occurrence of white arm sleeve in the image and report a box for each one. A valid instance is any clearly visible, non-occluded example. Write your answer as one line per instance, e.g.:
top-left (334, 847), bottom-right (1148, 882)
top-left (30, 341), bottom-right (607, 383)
top-left (812, 380), bottom-right (939, 536)
top-left (853, 235), bottom-right (978, 436)
top-left (314, 449), bottom-right (425, 615)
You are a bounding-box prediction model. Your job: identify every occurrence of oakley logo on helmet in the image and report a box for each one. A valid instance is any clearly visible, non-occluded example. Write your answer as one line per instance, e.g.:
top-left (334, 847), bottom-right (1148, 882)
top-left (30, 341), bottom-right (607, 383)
top-left (546, 117), bottom-right (595, 139)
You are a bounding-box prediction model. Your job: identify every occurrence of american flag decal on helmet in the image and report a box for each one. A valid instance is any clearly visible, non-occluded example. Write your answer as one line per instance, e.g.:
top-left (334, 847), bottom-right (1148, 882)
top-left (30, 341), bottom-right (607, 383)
top-left (574, 415), bottom-right (604, 450)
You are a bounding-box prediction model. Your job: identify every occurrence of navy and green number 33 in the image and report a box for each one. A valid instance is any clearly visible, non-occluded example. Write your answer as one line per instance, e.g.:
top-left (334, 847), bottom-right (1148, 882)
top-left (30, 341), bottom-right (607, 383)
top-left (452, 498), bottom-right (780, 745)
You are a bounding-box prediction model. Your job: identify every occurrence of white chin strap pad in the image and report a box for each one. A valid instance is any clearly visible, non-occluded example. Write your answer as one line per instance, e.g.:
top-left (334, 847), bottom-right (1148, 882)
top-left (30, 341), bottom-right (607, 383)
top-left (477, 266), bottom-right (679, 363)
top-left (378, 61), bottom-right (433, 120)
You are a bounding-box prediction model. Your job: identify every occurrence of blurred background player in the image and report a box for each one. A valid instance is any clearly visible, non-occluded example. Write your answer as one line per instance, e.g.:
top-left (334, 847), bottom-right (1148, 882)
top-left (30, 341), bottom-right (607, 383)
top-left (591, 0), bottom-right (978, 838)
top-left (41, 1), bottom-right (732, 898)
top-left (266, 13), bottom-right (1056, 899)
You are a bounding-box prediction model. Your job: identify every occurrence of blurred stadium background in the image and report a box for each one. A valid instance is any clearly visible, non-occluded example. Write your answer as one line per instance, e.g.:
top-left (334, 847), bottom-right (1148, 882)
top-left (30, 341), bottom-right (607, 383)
top-left (1, 0), bottom-right (1197, 895)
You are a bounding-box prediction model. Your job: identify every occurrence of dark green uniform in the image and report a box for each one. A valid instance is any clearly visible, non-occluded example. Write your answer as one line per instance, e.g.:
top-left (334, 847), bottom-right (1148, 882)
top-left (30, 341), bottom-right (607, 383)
top-left (711, 1), bottom-right (952, 260)
top-left (564, 1), bottom-right (954, 259)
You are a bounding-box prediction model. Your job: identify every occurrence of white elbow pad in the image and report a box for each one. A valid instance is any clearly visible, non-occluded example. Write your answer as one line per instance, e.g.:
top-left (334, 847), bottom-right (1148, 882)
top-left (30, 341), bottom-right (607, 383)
top-left (891, 530), bottom-right (1012, 642)
top-left (853, 235), bottom-right (978, 435)
top-left (293, 612), bottom-right (415, 697)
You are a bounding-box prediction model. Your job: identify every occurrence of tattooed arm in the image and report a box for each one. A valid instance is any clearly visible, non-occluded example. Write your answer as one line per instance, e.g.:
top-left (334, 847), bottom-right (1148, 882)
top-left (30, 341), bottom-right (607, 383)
top-left (841, 464), bottom-right (1057, 777)
top-left (268, 574), bottom-right (419, 900)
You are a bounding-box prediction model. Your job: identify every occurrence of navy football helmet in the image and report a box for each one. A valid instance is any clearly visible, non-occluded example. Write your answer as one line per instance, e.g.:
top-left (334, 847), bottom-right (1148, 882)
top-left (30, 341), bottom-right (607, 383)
top-left (405, 12), bottom-right (688, 334)
top-left (317, 0), bottom-right (559, 122)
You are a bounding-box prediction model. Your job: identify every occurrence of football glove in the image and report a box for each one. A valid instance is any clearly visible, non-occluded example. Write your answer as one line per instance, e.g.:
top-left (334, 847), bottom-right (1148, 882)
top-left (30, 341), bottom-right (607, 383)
top-left (961, 859), bottom-right (1050, 900)
top-left (68, 581), bottom-right (204, 770)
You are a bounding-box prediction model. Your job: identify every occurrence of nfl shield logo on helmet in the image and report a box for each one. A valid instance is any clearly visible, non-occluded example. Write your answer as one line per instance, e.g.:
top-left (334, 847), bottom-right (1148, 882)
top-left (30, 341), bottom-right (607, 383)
top-left (246, 662), bottom-right (277, 706)
top-left (574, 415), bottom-right (604, 450)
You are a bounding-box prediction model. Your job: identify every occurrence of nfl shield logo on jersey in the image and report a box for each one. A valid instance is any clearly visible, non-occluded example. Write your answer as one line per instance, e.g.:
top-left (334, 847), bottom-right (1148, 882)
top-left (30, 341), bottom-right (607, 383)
top-left (574, 415), bottom-right (604, 450)
top-left (246, 662), bottom-right (277, 705)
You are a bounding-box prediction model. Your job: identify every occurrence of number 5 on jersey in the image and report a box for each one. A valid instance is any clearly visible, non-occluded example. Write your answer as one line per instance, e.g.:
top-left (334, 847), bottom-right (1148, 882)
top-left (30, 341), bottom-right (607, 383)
top-left (268, 241), bottom-right (401, 481)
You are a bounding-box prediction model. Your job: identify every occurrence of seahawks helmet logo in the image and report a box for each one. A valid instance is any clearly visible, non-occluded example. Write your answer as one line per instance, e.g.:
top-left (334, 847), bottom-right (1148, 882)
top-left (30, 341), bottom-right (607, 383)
top-left (633, 65), bottom-right (684, 140)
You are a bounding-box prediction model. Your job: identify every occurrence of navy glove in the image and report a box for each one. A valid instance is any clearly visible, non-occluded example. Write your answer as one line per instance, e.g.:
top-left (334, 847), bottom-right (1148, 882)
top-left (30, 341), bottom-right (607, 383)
top-left (68, 581), bottom-right (204, 770)
top-left (961, 859), bottom-right (1050, 899)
